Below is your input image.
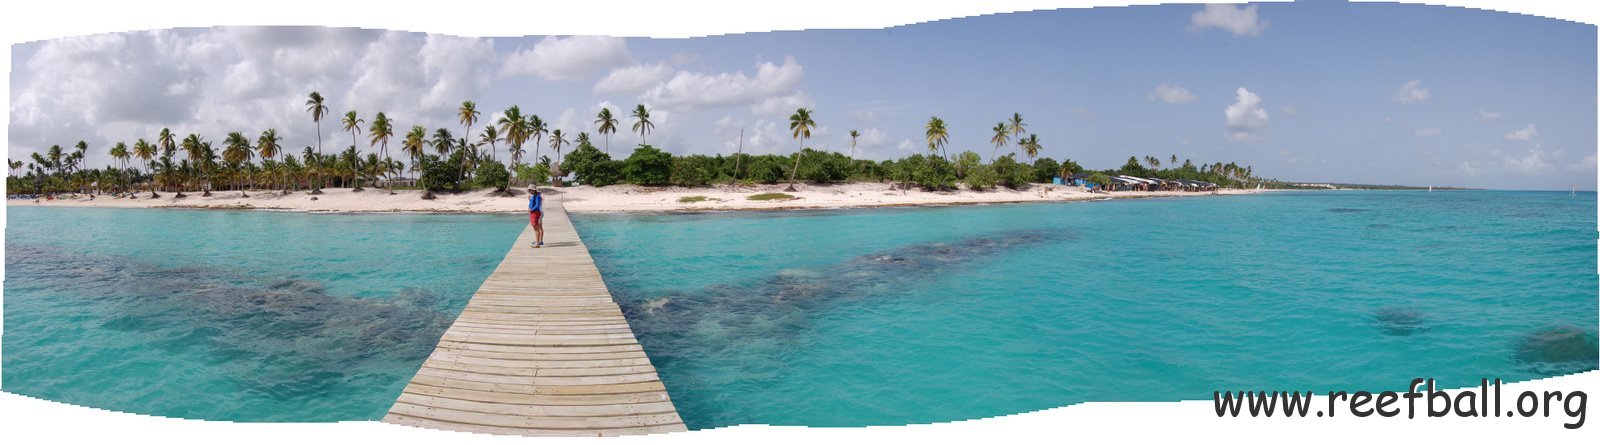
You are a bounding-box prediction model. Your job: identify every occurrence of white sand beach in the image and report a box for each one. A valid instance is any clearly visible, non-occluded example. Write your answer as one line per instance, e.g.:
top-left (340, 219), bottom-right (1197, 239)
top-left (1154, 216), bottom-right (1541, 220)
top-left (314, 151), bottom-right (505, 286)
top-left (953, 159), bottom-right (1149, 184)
top-left (9, 183), bottom-right (1267, 214)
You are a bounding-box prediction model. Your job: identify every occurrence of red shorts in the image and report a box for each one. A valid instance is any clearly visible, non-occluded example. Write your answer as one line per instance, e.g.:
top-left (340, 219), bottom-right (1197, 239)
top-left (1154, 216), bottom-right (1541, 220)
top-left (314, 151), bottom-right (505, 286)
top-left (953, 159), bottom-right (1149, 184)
top-left (529, 210), bottom-right (543, 225)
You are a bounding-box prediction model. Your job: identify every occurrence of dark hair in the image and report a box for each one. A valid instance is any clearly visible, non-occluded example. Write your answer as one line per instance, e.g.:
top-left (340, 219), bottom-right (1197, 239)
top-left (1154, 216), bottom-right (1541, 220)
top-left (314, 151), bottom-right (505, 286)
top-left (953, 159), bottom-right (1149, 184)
top-left (530, 188), bottom-right (540, 195)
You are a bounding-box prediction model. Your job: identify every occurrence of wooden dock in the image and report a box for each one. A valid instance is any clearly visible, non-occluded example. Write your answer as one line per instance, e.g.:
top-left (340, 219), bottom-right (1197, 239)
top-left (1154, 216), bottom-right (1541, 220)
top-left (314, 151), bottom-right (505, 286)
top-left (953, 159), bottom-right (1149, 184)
top-left (383, 198), bottom-right (686, 436)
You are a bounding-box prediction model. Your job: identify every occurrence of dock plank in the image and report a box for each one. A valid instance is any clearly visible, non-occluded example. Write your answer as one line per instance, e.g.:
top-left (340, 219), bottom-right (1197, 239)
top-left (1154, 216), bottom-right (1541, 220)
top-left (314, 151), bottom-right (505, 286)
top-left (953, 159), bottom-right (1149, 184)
top-left (383, 197), bottom-right (685, 436)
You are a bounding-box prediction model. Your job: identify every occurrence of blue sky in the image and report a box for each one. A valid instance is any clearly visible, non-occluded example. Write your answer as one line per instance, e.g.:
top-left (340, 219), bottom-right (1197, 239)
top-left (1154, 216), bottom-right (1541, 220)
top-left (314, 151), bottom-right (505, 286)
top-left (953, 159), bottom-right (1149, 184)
top-left (9, 2), bottom-right (1596, 189)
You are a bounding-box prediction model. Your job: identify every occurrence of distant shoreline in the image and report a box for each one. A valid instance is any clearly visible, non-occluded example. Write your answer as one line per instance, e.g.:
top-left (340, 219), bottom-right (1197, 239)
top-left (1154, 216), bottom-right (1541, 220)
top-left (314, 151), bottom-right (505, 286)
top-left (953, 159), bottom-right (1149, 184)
top-left (8, 183), bottom-right (1273, 215)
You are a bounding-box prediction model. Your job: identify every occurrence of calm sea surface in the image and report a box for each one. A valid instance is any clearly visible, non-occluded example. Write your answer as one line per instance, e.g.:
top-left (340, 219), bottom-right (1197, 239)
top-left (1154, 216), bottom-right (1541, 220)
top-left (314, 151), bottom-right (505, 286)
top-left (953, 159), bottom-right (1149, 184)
top-left (3, 206), bottom-right (523, 421)
top-left (572, 191), bottom-right (1599, 429)
top-left (4, 191), bottom-right (1596, 427)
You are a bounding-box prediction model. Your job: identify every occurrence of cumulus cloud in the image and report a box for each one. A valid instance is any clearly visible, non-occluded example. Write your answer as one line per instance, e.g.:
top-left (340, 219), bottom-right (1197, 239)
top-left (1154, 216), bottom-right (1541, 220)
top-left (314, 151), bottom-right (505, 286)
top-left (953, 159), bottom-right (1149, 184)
top-left (1147, 84), bottom-right (1197, 104)
top-left (750, 92), bottom-right (815, 117)
top-left (593, 64), bottom-right (675, 95)
top-left (851, 110), bottom-right (881, 125)
top-left (855, 128), bottom-right (890, 149)
top-left (346, 32), bottom-right (497, 118)
top-left (640, 56), bottom-right (805, 110)
top-left (1279, 105), bottom-right (1297, 115)
top-left (1502, 148), bottom-right (1550, 174)
top-left (1414, 128), bottom-right (1442, 137)
top-left (1570, 154), bottom-right (1596, 172)
top-left (1393, 80), bottom-right (1430, 104)
top-left (1190, 4), bottom-right (1268, 37)
top-left (7, 28), bottom-right (507, 168)
top-left (1223, 87), bottom-right (1268, 141)
top-left (1504, 124), bottom-right (1538, 141)
top-left (499, 36), bottom-right (631, 81)
top-left (1476, 107), bottom-right (1502, 121)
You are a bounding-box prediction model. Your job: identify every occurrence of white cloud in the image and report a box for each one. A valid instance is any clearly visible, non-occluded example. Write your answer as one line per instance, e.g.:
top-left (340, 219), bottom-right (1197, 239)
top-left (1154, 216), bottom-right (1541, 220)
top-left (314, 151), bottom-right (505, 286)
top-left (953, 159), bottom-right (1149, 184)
top-left (1504, 124), bottom-right (1538, 141)
top-left (499, 36), bottom-right (631, 81)
top-left (1570, 154), bottom-right (1596, 172)
top-left (852, 110), bottom-right (881, 125)
top-left (1189, 4), bottom-right (1268, 37)
top-left (856, 128), bottom-right (889, 148)
top-left (1503, 148), bottom-right (1550, 174)
top-left (641, 56), bottom-right (805, 110)
top-left (1279, 105), bottom-right (1297, 115)
top-left (750, 92), bottom-right (815, 117)
top-left (1393, 80), bottom-right (1430, 104)
top-left (416, 35), bottom-right (497, 112)
top-left (1223, 87), bottom-right (1268, 141)
top-left (1414, 128), bottom-right (1442, 137)
top-left (1476, 107), bottom-right (1502, 121)
top-left (593, 64), bottom-right (675, 95)
top-left (1147, 84), bottom-right (1197, 104)
top-left (1455, 160), bottom-right (1478, 177)
top-left (345, 32), bottom-right (497, 121)
top-left (8, 28), bottom-right (496, 164)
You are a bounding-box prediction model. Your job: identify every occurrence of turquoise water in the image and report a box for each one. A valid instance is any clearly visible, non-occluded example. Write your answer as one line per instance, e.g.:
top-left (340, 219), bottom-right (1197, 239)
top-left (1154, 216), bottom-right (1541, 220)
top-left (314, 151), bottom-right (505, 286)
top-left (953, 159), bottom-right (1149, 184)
top-left (3, 206), bottom-right (524, 421)
top-left (572, 191), bottom-right (1600, 429)
top-left (3, 192), bottom-right (1596, 427)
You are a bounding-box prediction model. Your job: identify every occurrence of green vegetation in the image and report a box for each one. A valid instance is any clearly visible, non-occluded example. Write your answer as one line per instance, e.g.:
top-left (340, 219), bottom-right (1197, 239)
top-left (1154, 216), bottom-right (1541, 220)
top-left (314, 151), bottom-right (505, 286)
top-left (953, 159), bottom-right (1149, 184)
top-left (9, 97), bottom-right (1278, 199)
top-left (678, 195), bottom-right (710, 203)
top-left (747, 192), bottom-right (796, 201)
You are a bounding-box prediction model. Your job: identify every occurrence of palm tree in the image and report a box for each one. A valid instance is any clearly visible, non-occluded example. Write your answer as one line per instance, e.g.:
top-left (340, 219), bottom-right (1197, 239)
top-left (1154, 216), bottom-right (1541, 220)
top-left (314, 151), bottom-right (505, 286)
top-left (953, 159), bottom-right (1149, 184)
top-left (458, 101), bottom-right (480, 135)
top-left (548, 129), bottom-right (569, 175)
top-left (497, 106), bottom-right (529, 168)
top-left (456, 137), bottom-right (476, 182)
top-left (133, 139), bottom-right (156, 196)
top-left (1008, 113), bottom-right (1027, 154)
top-left (528, 115), bottom-right (547, 166)
top-left (1170, 154), bottom-right (1178, 167)
top-left (989, 122), bottom-right (1010, 162)
top-left (432, 128), bottom-right (454, 157)
top-left (786, 108), bottom-right (816, 191)
top-left (402, 126), bottom-right (429, 198)
top-left (71, 141), bottom-right (88, 193)
top-left (109, 142), bottom-right (130, 193)
top-left (341, 146), bottom-right (362, 190)
top-left (181, 134), bottom-right (207, 196)
top-left (257, 129), bottom-right (283, 193)
top-left (7, 160), bottom-right (19, 178)
top-left (368, 112), bottom-right (395, 193)
top-left (223, 132), bottom-right (253, 197)
top-left (431, 128), bottom-right (455, 191)
top-left (341, 111), bottom-right (364, 159)
top-left (305, 91), bottom-right (329, 194)
top-left (925, 116), bottom-right (949, 159)
top-left (595, 107), bottom-right (618, 154)
top-left (479, 125), bottom-right (501, 161)
top-left (630, 104), bottom-right (654, 145)
top-left (458, 101), bottom-right (479, 180)
top-left (364, 153), bottom-right (383, 188)
top-left (1019, 134), bottom-right (1042, 162)
top-left (200, 141), bottom-right (219, 196)
top-left (848, 129), bottom-right (860, 159)
top-left (1144, 155), bottom-right (1161, 170)
top-left (157, 128), bottom-right (177, 194)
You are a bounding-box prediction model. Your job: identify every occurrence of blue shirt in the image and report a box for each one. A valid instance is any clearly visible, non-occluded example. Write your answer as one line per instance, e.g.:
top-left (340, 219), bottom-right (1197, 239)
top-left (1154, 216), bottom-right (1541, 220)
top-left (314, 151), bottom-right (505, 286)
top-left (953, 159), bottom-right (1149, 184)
top-left (529, 193), bottom-right (542, 212)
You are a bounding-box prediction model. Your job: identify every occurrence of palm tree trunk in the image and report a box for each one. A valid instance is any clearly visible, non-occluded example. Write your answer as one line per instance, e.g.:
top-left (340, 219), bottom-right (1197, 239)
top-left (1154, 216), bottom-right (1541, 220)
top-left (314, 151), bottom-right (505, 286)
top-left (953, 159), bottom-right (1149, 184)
top-left (785, 139), bottom-right (803, 192)
top-left (312, 122), bottom-right (323, 194)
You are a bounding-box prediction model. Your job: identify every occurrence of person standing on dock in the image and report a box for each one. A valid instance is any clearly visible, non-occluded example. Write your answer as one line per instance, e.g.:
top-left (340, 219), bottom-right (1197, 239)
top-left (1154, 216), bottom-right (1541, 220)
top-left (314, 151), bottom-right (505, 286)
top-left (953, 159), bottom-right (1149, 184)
top-left (528, 188), bottom-right (545, 248)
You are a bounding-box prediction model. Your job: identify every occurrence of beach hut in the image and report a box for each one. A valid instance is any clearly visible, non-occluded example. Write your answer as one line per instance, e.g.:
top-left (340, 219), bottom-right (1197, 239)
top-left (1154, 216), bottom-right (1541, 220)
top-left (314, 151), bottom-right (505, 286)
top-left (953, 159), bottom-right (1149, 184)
top-left (376, 177), bottom-right (417, 188)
